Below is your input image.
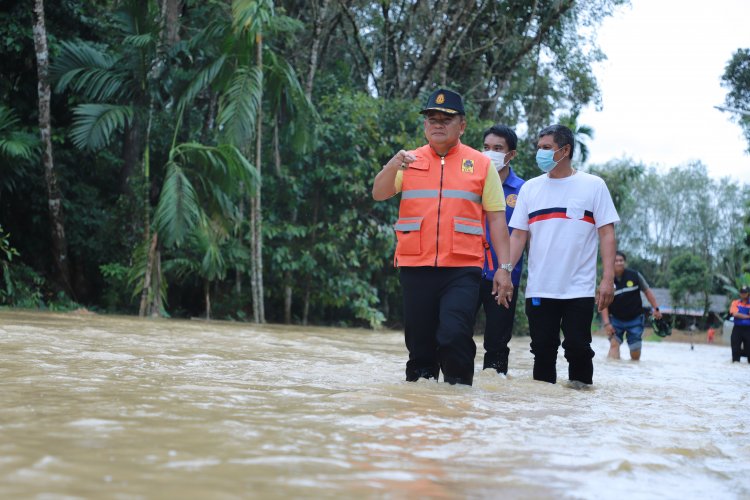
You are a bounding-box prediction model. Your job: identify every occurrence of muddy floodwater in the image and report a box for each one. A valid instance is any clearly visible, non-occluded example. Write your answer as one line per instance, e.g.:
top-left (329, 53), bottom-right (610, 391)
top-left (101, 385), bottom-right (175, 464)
top-left (1, 310), bottom-right (749, 499)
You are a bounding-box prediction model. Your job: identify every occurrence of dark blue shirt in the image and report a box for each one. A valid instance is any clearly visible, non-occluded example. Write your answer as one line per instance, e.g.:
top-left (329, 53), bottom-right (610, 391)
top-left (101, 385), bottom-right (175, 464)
top-left (483, 166), bottom-right (524, 286)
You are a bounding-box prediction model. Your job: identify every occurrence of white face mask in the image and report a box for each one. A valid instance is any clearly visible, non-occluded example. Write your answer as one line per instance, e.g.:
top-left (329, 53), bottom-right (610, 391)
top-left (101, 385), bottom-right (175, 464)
top-left (483, 150), bottom-right (507, 171)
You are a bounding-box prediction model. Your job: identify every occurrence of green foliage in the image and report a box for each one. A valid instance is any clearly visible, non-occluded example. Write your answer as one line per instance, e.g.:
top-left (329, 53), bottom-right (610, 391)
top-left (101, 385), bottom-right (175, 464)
top-left (154, 142), bottom-right (258, 248)
top-left (1, 260), bottom-right (44, 309)
top-left (263, 87), bottom-right (422, 326)
top-left (51, 40), bottom-right (125, 101)
top-left (217, 66), bottom-right (263, 144)
top-left (99, 262), bottom-right (135, 312)
top-left (0, 105), bottom-right (39, 197)
top-left (587, 157), bottom-right (645, 213)
top-left (0, 225), bottom-right (20, 304)
top-left (69, 104), bottom-right (134, 150)
top-left (668, 253), bottom-right (710, 313)
top-left (559, 111), bottom-right (595, 164)
top-left (12, 0), bottom-right (716, 330)
top-left (721, 48), bottom-right (750, 152)
top-left (0, 106), bottom-right (38, 160)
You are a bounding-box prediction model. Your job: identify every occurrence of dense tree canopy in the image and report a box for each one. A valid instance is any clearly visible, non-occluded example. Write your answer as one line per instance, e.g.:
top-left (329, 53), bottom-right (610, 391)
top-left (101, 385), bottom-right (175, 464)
top-left (722, 48), bottom-right (750, 152)
top-left (1, 0), bottom-right (746, 329)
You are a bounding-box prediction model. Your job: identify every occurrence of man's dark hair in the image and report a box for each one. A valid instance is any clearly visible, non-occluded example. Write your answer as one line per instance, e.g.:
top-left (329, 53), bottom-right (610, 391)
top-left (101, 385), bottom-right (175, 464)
top-left (483, 125), bottom-right (518, 151)
top-left (616, 250), bottom-right (627, 260)
top-left (539, 124), bottom-right (575, 158)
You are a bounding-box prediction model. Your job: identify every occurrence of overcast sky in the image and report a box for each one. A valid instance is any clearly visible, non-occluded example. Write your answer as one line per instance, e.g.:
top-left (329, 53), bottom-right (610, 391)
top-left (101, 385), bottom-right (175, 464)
top-left (578, 0), bottom-right (750, 184)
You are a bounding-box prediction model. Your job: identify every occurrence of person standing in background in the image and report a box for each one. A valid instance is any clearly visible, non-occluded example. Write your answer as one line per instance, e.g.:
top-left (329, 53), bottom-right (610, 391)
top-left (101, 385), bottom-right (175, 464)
top-left (476, 125), bottom-right (525, 376)
top-left (601, 251), bottom-right (662, 361)
top-left (729, 285), bottom-right (750, 363)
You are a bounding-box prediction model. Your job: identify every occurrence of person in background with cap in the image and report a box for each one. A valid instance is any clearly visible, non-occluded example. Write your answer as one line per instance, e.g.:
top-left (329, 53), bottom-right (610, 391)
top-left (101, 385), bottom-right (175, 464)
top-left (507, 124), bottom-right (618, 387)
top-left (601, 251), bottom-right (661, 361)
top-left (729, 285), bottom-right (750, 363)
top-left (475, 125), bottom-right (525, 376)
top-left (372, 88), bottom-right (513, 386)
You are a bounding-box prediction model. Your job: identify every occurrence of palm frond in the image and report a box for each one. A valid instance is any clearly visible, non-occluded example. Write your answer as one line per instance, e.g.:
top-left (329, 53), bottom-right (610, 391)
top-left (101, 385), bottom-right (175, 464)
top-left (217, 66), bottom-right (263, 145)
top-left (123, 33), bottom-right (154, 48)
top-left (177, 54), bottom-right (227, 117)
top-left (162, 257), bottom-right (199, 282)
top-left (190, 216), bottom-right (229, 282)
top-left (112, 1), bottom-right (157, 37)
top-left (264, 51), bottom-right (318, 152)
top-left (51, 41), bottom-right (126, 101)
top-left (231, 0), bottom-right (274, 36)
top-left (154, 162), bottom-right (202, 248)
top-left (0, 133), bottom-right (39, 161)
top-left (576, 125), bottom-right (594, 140)
top-left (170, 142), bottom-right (258, 211)
top-left (0, 106), bottom-right (20, 133)
top-left (0, 106), bottom-right (39, 161)
top-left (70, 104), bottom-right (134, 151)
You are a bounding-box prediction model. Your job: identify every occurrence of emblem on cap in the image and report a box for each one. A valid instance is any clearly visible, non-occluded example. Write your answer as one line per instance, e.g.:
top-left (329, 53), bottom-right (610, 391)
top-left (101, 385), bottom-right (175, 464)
top-left (435, 93), bottom-right (445, 104)
top-left (461, 159), bottom-right (474, 173)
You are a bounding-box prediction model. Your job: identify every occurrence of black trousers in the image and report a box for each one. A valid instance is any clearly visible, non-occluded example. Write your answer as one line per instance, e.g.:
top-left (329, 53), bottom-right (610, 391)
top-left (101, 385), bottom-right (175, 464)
top-left (400, 266), bottom-right (481, 385)
top-left (475, 278), bottom-right (518, 371)
top-left (731, 324), bottom-right (750, 362)
top-left (525, 297), bottom-right (595, 384)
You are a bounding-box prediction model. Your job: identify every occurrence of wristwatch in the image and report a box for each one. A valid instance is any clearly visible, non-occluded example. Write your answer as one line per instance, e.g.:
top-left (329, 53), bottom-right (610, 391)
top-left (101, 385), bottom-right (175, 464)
top-left (499, 263), bottom-right (513, 272)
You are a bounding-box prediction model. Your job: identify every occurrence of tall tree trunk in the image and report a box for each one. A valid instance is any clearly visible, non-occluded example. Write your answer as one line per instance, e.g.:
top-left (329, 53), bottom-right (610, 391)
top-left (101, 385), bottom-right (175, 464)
top-left (283, 207), bottom-right (298, 324)
top-left (250, 31), bottom-right (265, 324)
top-left (138, 101), bottom-right (156, 317)
top-left (305, 0), bottom-right (330, 100)
top-left (150, 245), bottom-right (162, 317)
top-left (120, 120), bottom-right (142, 194)
top-left (139, 0), bottom-right (183, 317)
top-left (33, 0), bottom-right (72, 296)
top-left (284, 276), bottom-right (293, 324)
top-left (204, 280), bottom-right (211, 320)
top-left (273, 114), bottom-right (281, 177)
top-left (302, 190), bottom-right (320, 326)
top-left (160, 0), bottom-right (183, 46)
top-left (139, 232), bottom-right (158, 317)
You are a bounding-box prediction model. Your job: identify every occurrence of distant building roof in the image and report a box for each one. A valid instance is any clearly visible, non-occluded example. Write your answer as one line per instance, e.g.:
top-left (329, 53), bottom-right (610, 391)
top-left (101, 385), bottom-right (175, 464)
top-left (643, 288), bottom-right (729, 316)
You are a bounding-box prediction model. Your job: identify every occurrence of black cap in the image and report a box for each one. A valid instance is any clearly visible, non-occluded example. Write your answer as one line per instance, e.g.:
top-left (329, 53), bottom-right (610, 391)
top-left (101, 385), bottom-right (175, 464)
top-left (420, 88), bottom-right (465, 115)
top-left (741, 286), bottom-right (749, 293)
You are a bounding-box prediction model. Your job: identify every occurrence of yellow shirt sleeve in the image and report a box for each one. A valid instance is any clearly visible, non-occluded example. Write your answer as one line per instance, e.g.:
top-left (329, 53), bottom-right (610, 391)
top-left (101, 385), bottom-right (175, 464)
top-left (394, 170), bottom-right (403, 193)
top-left (482, 167), bottom-right (505, 212)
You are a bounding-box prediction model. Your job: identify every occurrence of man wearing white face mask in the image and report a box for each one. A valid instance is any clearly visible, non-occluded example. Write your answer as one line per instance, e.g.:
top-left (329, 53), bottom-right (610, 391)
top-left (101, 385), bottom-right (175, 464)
top-left (475, 125), bottom-right (525, 375)
top-left (507, 124), bottom-right (618, 387)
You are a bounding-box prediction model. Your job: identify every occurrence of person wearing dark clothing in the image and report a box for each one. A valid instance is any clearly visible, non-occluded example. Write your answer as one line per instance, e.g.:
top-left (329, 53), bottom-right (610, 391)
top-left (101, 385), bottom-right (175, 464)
top-left (475, 125), bottom-right (525, 375)
top-left (372, 88), bottom-right (514, 385)
top-left (601, 251), bottom-right (661, 361)
top-left (729, 286), bottom-right (750, 363)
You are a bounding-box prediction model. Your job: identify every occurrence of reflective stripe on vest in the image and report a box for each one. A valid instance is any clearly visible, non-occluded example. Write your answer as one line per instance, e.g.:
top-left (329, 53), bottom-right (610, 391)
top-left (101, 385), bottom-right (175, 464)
top-left (455, 217), bottom-right (483, 235)
top-left (442, 190), bottom-right (482, 204)
top-left (401, 189), bottom-right (439, 200)
top-left (394, 143), bottom-right (489, 268)
top-left (394, 217), bottom-right (423, 232)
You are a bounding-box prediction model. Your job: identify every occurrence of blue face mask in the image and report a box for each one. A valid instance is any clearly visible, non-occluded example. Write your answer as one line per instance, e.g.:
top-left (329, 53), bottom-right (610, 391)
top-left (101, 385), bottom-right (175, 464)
top-left (535, 147), bottom-right (566, 173)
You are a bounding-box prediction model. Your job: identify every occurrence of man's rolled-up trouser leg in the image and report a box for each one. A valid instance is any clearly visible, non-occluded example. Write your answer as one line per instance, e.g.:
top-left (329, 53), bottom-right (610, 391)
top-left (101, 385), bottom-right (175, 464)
top-left (526, 298), bottom-right (563, 384)
top-left (560, 297), bottom-right (596, 384)
top-left (436, 267), bottom-right (481, 385)
top-left (400, 267), bottom-right (440, 380)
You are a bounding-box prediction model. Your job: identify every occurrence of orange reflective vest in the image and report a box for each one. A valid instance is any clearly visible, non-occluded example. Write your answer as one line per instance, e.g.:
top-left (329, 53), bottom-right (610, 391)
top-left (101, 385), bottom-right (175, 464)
top-left (394, 141), bottom-right (490, 268)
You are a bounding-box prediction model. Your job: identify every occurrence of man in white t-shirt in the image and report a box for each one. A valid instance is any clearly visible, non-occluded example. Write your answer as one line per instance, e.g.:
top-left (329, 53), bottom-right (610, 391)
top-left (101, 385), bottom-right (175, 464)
top-left (508, 124), bottom-right (618, 386)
